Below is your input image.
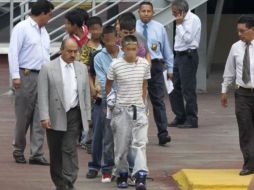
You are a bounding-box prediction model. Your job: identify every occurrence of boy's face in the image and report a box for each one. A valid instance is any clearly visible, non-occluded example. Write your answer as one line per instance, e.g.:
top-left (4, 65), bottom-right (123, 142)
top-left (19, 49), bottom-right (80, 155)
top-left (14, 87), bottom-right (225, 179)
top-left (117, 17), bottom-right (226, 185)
top-left (102, 33), bottom-right (117, 49)
top-left (120, 29), bottom-right (135, 38)
top-left (89, 24), bottom-right (102, 40)
top-left (123, 43), bottom-right (138, 60)
top-left (64, 19), bottom-right (76, 34)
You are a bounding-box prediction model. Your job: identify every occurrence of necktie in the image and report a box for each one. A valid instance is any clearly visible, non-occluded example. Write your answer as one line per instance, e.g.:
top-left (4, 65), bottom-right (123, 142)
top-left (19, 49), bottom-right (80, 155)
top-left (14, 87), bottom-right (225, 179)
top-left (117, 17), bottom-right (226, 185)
top-left (143, 24), bottom-right (148, 40)
top-left (64, 64), bottom-right (73, 112)
top-left (242, 42), bottom-right (251, 84)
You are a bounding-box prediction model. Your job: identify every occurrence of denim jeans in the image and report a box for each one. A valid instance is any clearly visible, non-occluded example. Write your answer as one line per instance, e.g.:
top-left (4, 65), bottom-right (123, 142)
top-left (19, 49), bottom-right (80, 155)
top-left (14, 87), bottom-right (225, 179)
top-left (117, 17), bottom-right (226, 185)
top-left (88, 102), bottom-right (114, 173)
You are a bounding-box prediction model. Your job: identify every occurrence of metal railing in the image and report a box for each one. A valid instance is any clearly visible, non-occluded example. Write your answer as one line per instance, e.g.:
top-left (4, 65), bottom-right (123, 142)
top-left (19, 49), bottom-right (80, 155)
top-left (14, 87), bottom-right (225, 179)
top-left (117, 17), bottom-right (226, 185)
top-left (10, 0), bottom-right (146, 44)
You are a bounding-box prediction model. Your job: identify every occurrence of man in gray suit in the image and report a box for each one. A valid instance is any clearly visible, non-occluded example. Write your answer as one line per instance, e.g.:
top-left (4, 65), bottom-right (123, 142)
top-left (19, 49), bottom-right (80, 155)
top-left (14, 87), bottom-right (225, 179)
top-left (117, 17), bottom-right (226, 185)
top-left (38, 38), bottom-right (91, 190)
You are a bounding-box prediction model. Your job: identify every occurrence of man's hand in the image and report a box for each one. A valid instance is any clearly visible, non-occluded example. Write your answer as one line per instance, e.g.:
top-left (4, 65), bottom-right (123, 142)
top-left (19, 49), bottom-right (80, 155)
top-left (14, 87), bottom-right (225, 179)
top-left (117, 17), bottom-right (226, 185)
top-left (221, 93), bottom-right (228, 107)
top-left (12, 79), bottom-right (21, 89)
top-left (41, 119), bottom-right (51, 129)
top-left (175, 11), bottom-right (184, 25)
top-left (90, 87), bottom-right (97, 99)
top-left (167, 73), bottom-right (173, 80)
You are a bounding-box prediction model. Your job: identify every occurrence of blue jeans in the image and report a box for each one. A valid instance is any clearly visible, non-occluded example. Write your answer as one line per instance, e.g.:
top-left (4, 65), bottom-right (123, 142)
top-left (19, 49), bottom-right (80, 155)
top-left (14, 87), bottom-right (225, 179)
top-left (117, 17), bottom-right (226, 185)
top-left (88, 103), bottom-right (114, 173)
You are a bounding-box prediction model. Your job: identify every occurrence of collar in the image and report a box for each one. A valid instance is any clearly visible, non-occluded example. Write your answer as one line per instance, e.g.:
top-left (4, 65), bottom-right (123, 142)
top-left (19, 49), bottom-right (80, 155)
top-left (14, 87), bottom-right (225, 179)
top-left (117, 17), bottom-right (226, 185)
top-left (184, 11), bottom-right (191, 21)
top-left (139, 19), bottom-right (152, 27)
top-left (60, 57), bottom-right (74, 68)
top-left (28, 16), bottom-right (41, 30)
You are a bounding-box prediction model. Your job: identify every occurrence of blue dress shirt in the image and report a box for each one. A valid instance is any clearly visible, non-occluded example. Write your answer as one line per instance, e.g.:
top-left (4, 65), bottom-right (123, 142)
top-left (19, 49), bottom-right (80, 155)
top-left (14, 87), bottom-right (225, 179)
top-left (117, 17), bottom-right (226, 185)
top-left (8, 17), bottom-right (50, 79)
top-left (136, 19), bottom-right (174, 73)
top-left (94, 47), bottom-right (124, 99)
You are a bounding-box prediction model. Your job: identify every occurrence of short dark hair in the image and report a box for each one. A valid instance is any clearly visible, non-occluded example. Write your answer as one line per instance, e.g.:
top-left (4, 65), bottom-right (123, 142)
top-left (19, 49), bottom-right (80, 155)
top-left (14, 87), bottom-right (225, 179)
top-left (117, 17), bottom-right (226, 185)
top-left (171, 0), bottom-right (189, 13)
top-left (122, 35), bottom-right (138, 47)
top-left (65, 9), bottom-right (89, 28)
top-left (87, 16), bottom-right (102, 28)
top-left (119, 12), bottom-right (136, 31)
top-left (139, 1), bottom-right (153, 10)
top-left (31, 0), bottom-right (54, 16)
top-left (102, 25), bottom-right (117, 37)
top-left (75, 8), bottom-right (89, 25)
top-left (237, 15), bottom-right (254, 29)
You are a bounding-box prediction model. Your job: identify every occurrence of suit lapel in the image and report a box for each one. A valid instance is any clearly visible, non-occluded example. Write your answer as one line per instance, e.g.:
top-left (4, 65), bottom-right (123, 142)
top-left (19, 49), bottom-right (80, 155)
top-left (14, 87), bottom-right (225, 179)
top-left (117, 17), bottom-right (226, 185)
top-left (51, 58), bottom-right (65, 107)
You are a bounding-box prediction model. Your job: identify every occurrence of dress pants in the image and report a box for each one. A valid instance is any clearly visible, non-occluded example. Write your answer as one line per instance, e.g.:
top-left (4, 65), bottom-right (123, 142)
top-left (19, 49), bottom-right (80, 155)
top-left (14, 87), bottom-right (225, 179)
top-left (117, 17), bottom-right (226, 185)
top-left (148, 60), bottom-right (169, 139)
top-left (46, 106), bottom-right (82, 189)
top-left (170, 51), bottom-right (199, 126)
top-left (235, 87), bottom-right (254, 171)
top-left (13, 70), bottom-right (45, 159)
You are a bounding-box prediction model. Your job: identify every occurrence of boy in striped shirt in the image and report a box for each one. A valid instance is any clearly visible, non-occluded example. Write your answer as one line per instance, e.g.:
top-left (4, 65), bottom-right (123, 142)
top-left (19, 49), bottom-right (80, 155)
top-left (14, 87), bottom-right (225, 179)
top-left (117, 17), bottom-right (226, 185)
top-left (106, 35), bottom-right (151, 190)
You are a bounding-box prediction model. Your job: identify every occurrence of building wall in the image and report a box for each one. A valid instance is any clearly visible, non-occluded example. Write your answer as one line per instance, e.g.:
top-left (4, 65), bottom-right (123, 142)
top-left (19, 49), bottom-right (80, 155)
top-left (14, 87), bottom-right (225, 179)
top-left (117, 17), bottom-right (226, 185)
top-left (207, 12), bottom-right (254, 71)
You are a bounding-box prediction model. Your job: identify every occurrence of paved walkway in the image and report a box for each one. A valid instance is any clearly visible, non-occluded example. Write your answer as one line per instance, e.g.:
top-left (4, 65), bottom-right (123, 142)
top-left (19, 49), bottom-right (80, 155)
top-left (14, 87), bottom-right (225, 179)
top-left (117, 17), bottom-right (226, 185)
top-left (0, 55), bottom-right (243, 190)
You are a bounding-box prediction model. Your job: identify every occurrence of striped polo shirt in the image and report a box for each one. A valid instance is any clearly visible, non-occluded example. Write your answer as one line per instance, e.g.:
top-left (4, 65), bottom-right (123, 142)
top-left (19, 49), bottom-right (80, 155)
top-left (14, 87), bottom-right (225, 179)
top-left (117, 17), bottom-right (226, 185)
top-left (107, 57), bottom-right (151, 107)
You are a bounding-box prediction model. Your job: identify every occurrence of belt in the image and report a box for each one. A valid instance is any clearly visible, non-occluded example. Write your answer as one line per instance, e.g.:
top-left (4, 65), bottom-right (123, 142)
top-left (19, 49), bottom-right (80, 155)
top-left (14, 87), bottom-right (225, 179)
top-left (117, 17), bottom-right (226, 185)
top-left (237, 86), bottom-right (254, 93)
top-left (131, 105), bottom-right (137, 120)
top-left (175, 49), bottom-right (197, 56)
top-left (20, 68), bottom-right (40, 73)
top-left (151, 58), bottom-right (164, 63)
top-left (67, 105), bottom-right (80, 113)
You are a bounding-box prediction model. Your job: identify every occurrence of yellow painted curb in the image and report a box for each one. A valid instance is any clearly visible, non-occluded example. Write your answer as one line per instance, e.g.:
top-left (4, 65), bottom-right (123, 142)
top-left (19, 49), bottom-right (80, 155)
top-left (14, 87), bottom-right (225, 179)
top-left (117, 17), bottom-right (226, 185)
top-left (173, 169), bottom-right (253, 190)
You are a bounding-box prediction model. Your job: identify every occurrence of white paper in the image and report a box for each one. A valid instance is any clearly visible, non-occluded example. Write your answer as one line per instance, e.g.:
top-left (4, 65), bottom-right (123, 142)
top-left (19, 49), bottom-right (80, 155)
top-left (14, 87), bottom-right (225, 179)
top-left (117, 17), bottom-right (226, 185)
top-left (106, 106), bottom-right (112, 119)
top-left (163, 70), bottom-right (174, 94)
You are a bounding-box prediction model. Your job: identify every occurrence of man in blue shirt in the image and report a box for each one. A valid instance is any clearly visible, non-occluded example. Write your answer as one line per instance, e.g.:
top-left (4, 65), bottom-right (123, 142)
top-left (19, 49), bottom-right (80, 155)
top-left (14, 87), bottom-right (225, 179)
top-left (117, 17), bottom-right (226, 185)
top-left (8, 0), bottom-right (54, 165)
top-left (136, 1), bottom-right (173, 145)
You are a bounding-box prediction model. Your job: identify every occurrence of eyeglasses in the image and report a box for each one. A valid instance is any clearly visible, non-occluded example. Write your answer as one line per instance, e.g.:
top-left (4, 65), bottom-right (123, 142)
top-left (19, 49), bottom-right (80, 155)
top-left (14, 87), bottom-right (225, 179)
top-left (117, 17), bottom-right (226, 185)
top-left (238, 28), bottom-right (251, 35)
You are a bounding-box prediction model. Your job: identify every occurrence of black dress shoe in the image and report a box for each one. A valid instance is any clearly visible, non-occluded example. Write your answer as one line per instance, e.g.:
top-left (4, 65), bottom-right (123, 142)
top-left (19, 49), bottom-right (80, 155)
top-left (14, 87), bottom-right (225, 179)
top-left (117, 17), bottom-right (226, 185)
top-left (178, 122), bottom-right (198, 128)
top-left (168, 119), bottom-right (185, 127)
top-left (55, 186), bottom-right (67, 190)
top-left (239, 169), bottom-right (254, 176)
top-left (159, 135), bottom-right (171, 146)
top-left (86, 170), bottom-right (98, 179)
top-left (29, 157), bottom-right (50, 166)
top-left (14, 155), bottom-right (26, 164)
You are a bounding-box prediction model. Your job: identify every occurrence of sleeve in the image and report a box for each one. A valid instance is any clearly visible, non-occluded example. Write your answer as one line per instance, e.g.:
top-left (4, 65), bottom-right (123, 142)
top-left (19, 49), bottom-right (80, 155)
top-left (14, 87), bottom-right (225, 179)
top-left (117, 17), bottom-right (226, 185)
top-left (143, 60), bottom-right (151, 80)
top-left (221, 46), bottom-right (236, 93)
top-left (107, 63), bottom-right (115, 80)
top-left (176, 16), bottom-right (201, 45)
top-left (38, 64), bottom-right (50, 121)
top-left (8, 25), bottom-right (24, 79)
top-left (161, 26), bottom-right (174, 73)
top-left (94, 55), bottom-right (107, 92)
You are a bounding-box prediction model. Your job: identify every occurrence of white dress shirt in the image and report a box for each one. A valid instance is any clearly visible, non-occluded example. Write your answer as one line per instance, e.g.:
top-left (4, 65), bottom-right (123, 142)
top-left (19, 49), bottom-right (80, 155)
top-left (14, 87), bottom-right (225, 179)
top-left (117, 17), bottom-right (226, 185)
top-left (8, 16), bottom-right (50, 79)
top-left (222, 40), bottom-right (254, 93)
top-left (60, 57), bottom-right (78, 112)
top-left (174, 11), bottom-right (201, 51)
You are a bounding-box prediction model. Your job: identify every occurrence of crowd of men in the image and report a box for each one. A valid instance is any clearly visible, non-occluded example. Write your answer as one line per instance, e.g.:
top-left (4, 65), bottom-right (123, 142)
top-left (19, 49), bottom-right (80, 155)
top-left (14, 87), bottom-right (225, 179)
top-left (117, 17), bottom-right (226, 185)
top-left (10, 0), bottom-right (254, 189)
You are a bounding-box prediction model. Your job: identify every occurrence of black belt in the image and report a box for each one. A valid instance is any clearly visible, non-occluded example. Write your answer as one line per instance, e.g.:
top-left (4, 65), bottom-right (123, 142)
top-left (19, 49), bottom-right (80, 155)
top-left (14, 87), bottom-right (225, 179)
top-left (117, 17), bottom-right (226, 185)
top-left (20, 68), bottom-right (40, 73)
top-left (238, 86), bottom-right (254, 93)
top-left (151, 59), bottom-right (164, 63)
top-left (67, 105), bottom-right (80, 114)
top-left (131, 105), bottom-right (137, 120)
top-left (175, 49), bottom-right (197, 56)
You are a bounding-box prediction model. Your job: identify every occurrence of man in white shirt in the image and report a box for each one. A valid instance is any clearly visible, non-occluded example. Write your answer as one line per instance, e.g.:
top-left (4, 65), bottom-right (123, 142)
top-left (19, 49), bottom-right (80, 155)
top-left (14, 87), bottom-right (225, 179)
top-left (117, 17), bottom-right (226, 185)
top-left (8, 0), bottom-right (54, 165)
top-left (38, 38), bottom-right (91, 189)
top-left (169, 0), bottom-right (201, 128)
top-left (221, 15), bottom-right (254, 176)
